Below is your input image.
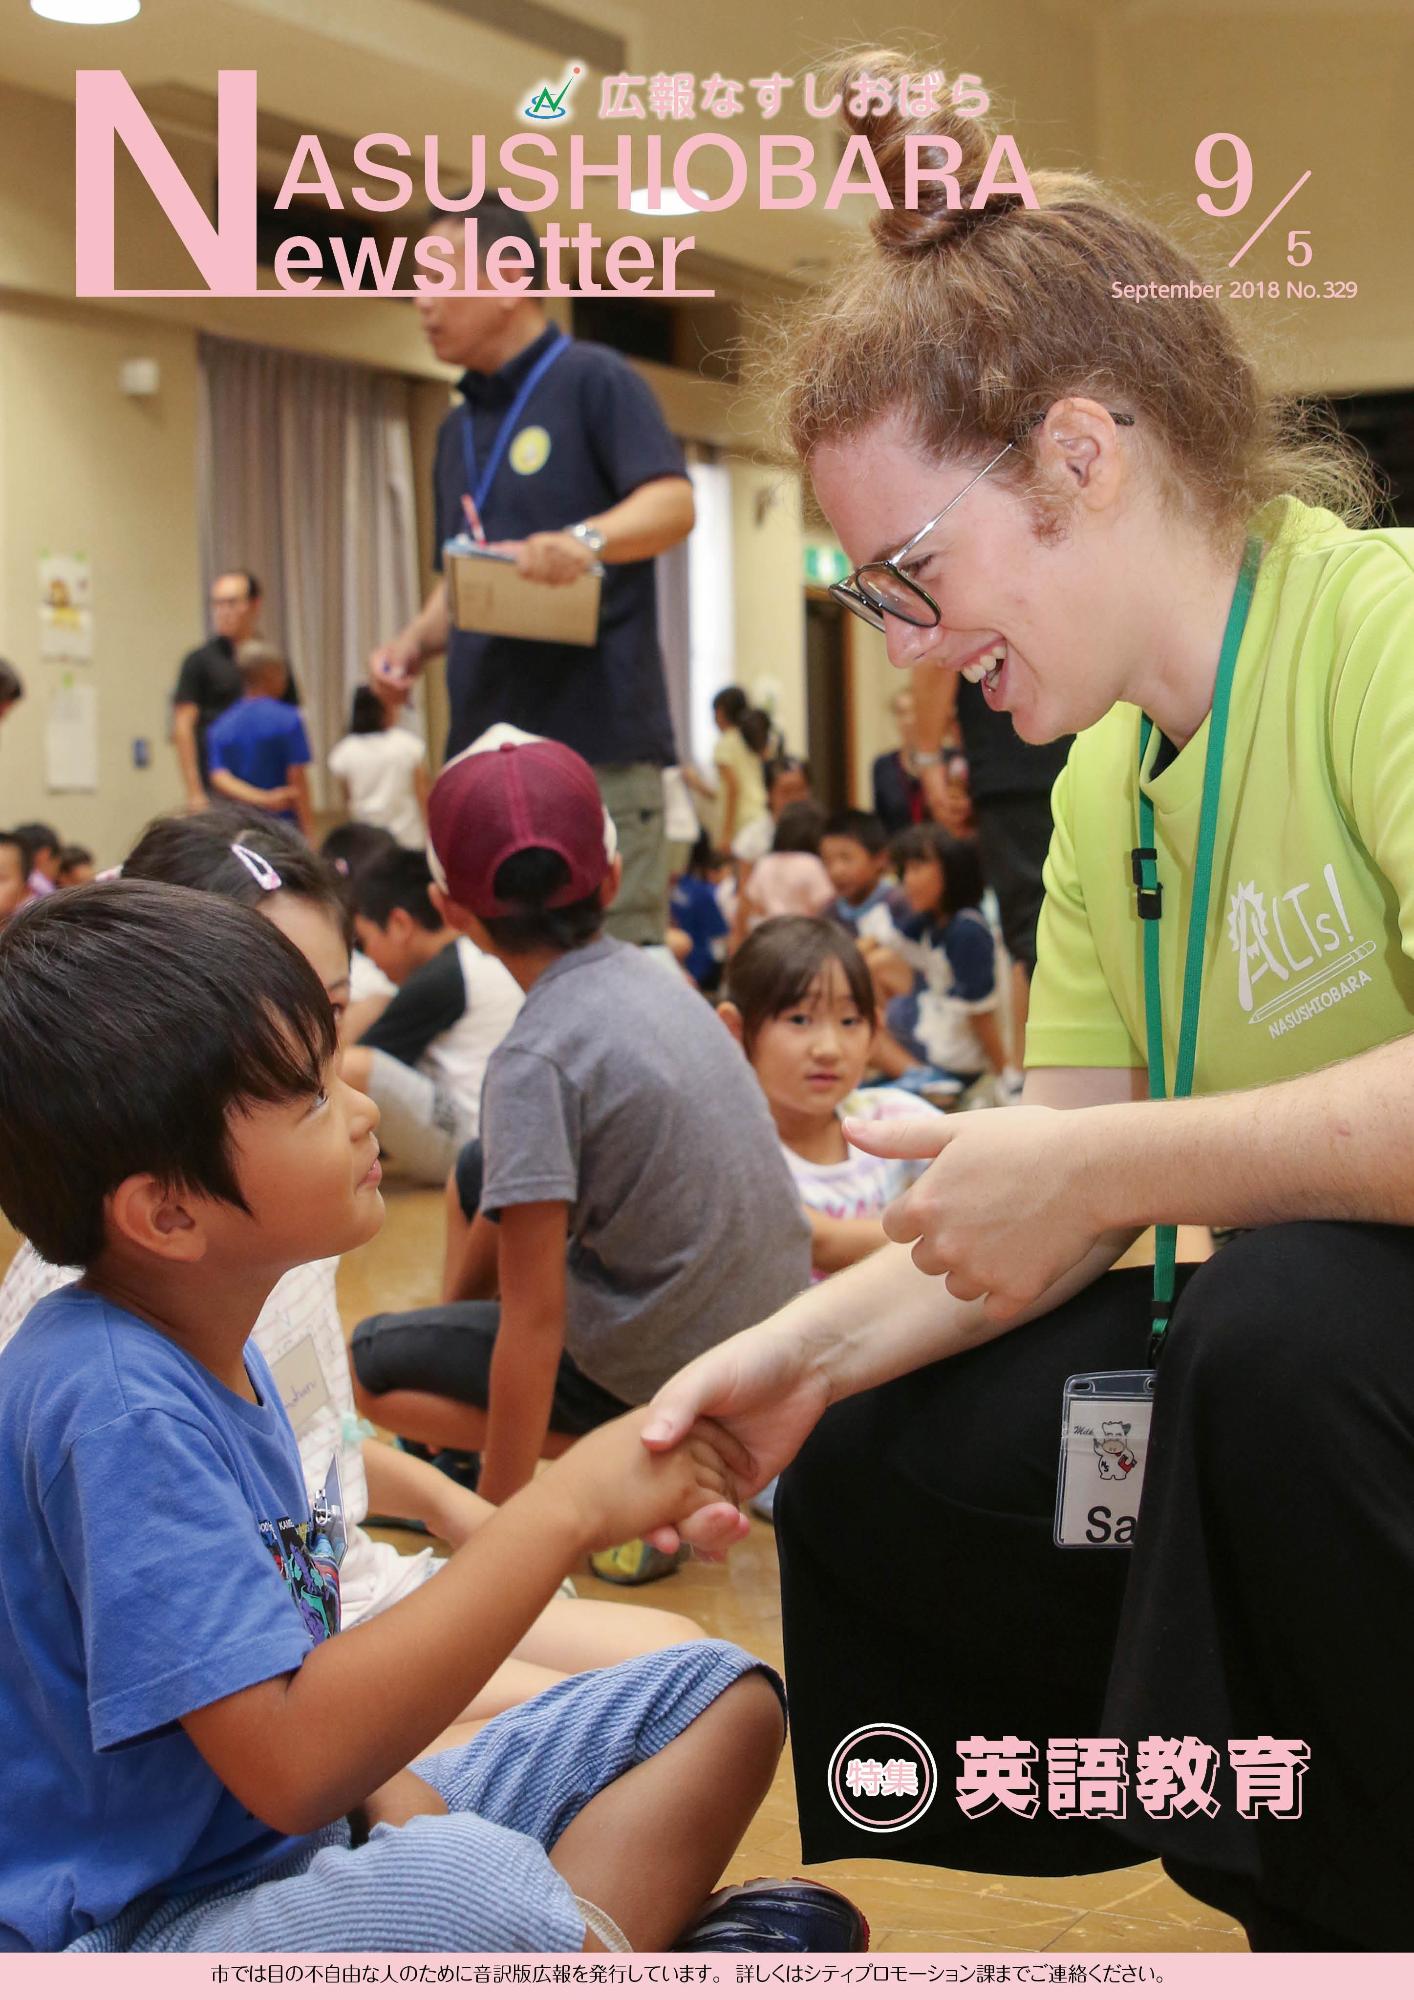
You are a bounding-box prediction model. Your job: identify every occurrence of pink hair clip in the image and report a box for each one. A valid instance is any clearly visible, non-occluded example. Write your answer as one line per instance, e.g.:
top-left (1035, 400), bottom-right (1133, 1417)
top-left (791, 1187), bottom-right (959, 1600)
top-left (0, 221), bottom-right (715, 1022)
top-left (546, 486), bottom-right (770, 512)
top-left (230, 844), bottom-right (282, 893)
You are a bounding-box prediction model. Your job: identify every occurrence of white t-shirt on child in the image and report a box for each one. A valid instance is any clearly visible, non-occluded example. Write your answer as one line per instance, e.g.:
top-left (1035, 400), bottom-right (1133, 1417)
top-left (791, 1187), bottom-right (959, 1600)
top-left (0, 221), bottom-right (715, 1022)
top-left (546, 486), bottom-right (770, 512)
top-left (0, 1242), bottom-right (437, 1626)
top-left (782, 1085), bottom-right (945, 1279)
top-left (328, 728), bottom-right (427, 849)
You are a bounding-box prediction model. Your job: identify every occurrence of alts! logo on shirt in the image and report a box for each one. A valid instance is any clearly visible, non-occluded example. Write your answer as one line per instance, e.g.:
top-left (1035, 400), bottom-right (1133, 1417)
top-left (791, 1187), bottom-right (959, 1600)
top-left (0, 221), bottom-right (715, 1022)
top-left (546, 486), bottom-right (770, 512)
top-left (1226, 863), bottom-right (1376, 1037)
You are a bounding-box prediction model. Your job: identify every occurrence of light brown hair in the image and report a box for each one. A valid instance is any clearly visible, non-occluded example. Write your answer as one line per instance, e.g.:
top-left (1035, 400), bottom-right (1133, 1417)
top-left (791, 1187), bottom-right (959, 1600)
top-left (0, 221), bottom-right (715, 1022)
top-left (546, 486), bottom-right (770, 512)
top-left (764, 50), bottom-right (1378, 536)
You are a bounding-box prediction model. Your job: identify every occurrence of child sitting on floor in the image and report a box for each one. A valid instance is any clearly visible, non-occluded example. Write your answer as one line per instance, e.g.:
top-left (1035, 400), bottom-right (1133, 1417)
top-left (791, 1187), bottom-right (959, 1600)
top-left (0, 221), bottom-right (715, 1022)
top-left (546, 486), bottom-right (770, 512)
top-left (719, 916), bottom-right (944, 1518)
top-left (0, 807), bottom-right (701, 1731)
top-left (0, 881), bottom-right (868, 1955)
top-left (341, 846), bottom-right (524, 1184)
top-left (868, 825), bottom-right (1012, 1101)
top-left (351, 724), bottom-right (812, 1585)
top-left (819, 809), bottom-right (894, 939)
top-left (721, 916), bottom-right (943, 1280)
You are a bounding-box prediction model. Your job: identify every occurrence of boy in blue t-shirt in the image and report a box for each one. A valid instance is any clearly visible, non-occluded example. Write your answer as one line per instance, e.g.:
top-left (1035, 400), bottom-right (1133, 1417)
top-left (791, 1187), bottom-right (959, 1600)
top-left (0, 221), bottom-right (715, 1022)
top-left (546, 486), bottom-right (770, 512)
top-left (0, 884), bottom-right (866, 1957)
top-left (206, 643), bottom-right (313, 836)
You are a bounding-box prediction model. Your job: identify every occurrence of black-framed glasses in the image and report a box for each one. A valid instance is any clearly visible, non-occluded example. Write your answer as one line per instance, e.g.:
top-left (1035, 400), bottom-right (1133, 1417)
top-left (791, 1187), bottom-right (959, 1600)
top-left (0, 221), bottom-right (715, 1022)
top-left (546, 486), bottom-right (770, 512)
top-left (829, 414), bottom-right (1137, 633)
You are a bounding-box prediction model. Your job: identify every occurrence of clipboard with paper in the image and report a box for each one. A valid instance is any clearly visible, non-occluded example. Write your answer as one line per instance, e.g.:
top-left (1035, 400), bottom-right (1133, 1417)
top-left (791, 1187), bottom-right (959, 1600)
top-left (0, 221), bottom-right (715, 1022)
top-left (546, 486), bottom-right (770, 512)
top-left (444, 534), bottom-right (603, 648)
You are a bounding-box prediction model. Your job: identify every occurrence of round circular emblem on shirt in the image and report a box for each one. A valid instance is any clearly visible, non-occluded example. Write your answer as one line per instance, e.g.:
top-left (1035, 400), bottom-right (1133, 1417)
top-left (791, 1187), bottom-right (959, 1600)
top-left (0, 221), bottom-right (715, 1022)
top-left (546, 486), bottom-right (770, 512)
top-left (509, 425), bottom-right (551, 475)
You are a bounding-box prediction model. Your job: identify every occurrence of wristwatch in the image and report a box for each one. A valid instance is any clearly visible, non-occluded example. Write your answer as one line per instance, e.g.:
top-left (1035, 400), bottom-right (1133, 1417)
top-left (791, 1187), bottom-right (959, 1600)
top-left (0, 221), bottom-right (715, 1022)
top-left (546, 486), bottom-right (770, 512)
top-left (567, 521), bottom-right (606, 556)
top-left (912, 748), bottom-right (945, 769)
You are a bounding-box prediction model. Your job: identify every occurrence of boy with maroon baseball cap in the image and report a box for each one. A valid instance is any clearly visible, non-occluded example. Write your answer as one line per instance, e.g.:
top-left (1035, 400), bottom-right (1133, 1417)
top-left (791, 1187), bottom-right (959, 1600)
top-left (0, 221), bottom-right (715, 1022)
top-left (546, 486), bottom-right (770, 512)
top-left (359, 724), bottom-right (811, 1581)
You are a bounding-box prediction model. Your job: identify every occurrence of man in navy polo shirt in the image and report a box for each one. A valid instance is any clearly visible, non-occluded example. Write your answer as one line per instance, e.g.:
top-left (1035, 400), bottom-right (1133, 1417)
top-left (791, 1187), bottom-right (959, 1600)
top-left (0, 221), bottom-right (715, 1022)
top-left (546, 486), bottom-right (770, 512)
top-left (371, 198), bottom-right (695, 946)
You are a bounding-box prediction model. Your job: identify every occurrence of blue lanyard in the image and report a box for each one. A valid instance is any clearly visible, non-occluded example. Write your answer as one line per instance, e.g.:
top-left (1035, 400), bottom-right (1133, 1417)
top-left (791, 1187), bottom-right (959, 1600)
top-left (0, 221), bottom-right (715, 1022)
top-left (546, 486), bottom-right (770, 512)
top-left (1135, 536), bottom-right (1261, 1361)
top-left (460, 331), bottom-right (570, 521)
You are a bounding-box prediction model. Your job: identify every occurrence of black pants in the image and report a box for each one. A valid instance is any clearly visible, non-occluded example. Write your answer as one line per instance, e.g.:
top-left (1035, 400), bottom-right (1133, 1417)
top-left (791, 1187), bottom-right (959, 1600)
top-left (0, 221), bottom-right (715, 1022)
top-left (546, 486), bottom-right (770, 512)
top-left (351, 1300), bottom-right (629, 1437)
top-left (777, 1224), bottom-right (1414, 1949)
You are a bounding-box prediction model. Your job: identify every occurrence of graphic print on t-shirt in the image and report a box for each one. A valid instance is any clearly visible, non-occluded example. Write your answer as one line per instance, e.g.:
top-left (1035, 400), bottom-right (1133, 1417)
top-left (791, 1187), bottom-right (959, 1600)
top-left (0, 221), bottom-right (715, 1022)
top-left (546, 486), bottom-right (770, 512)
top-left (1226, 861), bottom-right (1377, 1036)
top-left (257, 1455), bottom-right (346, 1642)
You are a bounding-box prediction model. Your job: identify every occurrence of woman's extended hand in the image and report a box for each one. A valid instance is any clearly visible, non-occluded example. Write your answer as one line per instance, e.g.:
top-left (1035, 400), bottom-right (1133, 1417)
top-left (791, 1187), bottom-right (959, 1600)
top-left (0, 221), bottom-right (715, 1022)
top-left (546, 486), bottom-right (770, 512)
top-left (847, 1105), bottom-right (1109, 1319)
top-left (640, 1322), bottom-right (834, 1556)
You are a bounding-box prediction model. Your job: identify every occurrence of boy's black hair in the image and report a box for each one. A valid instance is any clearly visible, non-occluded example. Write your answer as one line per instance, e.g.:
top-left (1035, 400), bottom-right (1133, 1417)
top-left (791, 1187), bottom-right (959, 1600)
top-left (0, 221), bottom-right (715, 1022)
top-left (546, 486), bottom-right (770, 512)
top-left (57, 844), bottom-right (94, 873)
top-left (422, 193), bottom-right (547, 288)
top-left (685, 829), bottom-right (724, 877)
top-left (479, 847), bottom-right (603, 954)
top-left (0, 830), bottom-right (24, 864)
top-left (13, 822), bottom-right (59, 869)
top-left (321, 820), bottom-right (400, 882)
top-left (892, 824), bottom-right (986, 921)
top-left (0, 882), bottom-right (336, 1269)
top-left (349, 687), bottom-right (389, 735)
top-left (771, 801), bottom-right (826, 855)
top-left (125, 808), bottom-right (350, 944)
top-left (726, 915), bottom-right (876, 1050)
top-left (349, 846), bottom-right (442, 932)
top-left (823, 808), bottom-right (888, 855)
top-left (0, 658), bottom-right (23, 706)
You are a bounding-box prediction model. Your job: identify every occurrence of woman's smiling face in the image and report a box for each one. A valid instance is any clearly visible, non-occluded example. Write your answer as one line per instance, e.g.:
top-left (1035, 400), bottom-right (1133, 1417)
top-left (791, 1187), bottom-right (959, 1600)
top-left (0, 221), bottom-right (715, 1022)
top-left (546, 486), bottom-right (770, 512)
top-left (810, 410), bottom-right (1131, 745)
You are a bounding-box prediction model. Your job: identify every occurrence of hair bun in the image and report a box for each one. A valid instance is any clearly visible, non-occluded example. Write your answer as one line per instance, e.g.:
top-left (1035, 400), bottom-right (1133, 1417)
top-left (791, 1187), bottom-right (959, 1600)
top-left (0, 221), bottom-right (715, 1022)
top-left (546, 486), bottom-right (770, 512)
top-left (831, 48), bottom-right (998, 255)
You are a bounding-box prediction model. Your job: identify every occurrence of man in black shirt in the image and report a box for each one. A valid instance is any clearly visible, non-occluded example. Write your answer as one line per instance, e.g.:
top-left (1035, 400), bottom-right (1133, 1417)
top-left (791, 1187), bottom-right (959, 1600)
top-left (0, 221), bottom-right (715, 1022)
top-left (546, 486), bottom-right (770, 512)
top-left (370, 199), bottom-right (695, 945)
top-left (172, 571), bottom-right (264, 810)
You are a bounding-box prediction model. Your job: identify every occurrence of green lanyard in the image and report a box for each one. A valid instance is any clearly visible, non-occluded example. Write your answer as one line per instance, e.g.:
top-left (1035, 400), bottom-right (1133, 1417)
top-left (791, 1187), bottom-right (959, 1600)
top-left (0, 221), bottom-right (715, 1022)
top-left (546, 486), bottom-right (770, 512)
top-left (1135, 536), bottom-right (1261, 1362)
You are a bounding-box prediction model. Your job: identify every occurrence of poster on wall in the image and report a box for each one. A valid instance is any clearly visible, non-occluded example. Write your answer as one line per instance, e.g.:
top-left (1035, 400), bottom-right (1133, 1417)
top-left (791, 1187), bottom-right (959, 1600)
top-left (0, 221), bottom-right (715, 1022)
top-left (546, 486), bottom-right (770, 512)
top-left (38, 551), bottom-right (94, 663)
top-left (44, 676), bottom-right (98, 791)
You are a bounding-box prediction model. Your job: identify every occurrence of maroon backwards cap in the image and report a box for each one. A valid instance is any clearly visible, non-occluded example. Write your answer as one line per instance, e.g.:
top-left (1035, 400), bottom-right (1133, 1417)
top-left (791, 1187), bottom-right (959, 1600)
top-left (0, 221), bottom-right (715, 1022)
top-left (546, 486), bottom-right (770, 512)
top-left (427, 730), bottom-right (614, 920)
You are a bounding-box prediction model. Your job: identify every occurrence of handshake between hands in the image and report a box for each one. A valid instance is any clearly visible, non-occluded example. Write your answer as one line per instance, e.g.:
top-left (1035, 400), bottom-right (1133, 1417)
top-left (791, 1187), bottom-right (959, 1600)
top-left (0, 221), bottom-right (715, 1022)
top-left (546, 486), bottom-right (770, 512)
top-left (537, 1406), bottom-right (760, 1565)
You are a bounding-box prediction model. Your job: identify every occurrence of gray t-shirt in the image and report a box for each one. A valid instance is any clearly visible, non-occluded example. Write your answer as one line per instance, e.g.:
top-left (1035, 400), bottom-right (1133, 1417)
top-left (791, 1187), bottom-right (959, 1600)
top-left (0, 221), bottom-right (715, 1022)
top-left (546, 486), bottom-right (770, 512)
top-left (479, 936), bottom-right (811, 1405)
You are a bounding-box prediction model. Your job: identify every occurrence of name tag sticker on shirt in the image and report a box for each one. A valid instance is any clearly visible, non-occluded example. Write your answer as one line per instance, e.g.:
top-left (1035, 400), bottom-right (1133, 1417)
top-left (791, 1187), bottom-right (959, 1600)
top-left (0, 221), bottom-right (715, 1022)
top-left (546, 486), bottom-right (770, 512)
top-left (269, 1334), bottom-right (332, 1441)
top-left (509, 425), bottom-right (551, 475)
top-left (1054, 1370), bottom-right (1154, 1549)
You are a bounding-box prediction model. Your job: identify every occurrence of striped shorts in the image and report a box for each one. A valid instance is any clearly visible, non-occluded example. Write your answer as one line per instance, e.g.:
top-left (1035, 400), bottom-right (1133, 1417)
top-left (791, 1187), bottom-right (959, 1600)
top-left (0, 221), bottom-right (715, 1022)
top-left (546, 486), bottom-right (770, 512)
top-left (68, 1640), bottom-right (776, 1955)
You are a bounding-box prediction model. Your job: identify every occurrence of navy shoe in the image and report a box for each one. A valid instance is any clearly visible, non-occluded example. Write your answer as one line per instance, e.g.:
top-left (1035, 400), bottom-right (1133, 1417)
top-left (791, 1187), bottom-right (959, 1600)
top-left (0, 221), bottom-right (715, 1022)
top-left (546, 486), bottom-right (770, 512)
top-left (674, 1877), bottom-right (869, 1953)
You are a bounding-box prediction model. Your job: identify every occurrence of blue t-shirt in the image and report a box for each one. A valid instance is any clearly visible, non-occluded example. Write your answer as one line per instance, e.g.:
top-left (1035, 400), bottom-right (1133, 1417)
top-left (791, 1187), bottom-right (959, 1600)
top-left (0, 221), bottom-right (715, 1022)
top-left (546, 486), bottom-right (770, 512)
top-left (0, 1286), bottom-right (341, 1952)
top-left (206, 697), bottom-right (311, 819)
top-left (669, 874), bottom-right (729, 986)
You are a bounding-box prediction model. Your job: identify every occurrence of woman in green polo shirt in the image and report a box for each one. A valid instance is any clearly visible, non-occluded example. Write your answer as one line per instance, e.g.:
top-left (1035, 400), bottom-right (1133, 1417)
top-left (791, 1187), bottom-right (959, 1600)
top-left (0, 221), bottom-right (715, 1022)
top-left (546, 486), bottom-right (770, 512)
top-left (643, 58), bottom-right (1414, 1952)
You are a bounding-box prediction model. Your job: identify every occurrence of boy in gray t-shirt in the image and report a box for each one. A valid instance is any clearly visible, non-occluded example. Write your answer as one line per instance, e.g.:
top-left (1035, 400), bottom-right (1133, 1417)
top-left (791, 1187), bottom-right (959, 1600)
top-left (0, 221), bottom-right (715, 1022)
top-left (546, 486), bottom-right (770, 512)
top-left (396, 726), bottom-right (810, 1539)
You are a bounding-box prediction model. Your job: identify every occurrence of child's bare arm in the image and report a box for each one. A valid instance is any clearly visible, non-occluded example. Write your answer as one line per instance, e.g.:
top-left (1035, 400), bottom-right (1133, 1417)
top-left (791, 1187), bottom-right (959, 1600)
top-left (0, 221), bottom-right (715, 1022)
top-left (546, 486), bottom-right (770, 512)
top-left (477, 1201), bottom-right (568, 1505)
top-left (805, 1206), bottom-right (891, 1274)
top-left (972, 1006), bottom-right (1007, 1078)
top-left (287, 764), bottom-right (314, 839)
top-left (210, 767), bottom-right (294, 811)
top-left (181, 1414), bottom-right (746, 1835)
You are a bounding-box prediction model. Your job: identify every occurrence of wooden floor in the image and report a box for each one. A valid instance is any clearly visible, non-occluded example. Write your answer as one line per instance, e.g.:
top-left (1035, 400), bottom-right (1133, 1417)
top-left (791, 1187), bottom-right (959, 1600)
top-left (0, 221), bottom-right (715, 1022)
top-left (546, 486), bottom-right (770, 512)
top-left (337, 1186), bottom-right (1245, 1955)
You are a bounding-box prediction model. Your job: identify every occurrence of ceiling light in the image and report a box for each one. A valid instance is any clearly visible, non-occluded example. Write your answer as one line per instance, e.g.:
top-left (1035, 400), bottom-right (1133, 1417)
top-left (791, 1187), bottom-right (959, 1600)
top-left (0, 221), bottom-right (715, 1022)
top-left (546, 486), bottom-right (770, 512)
top-left (31, 1), bottom-right (141, 22)
top-left (627, 187), bottom-right (709, 218)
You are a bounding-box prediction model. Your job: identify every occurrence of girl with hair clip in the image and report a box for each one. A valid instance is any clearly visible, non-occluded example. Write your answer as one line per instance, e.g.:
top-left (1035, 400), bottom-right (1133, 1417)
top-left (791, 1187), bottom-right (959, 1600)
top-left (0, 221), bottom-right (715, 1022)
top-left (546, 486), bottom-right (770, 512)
top-left (0, 807), bottom-right (702, 1744)
top-left (643, 49), bottom-right (1414, 1951)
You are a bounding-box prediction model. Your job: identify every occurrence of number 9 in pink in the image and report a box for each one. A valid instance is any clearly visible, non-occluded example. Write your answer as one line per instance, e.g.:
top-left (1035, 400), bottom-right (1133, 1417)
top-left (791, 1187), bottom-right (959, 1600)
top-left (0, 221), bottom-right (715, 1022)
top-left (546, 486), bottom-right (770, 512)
top-left (1195, 133), bottom-right (1253, 218)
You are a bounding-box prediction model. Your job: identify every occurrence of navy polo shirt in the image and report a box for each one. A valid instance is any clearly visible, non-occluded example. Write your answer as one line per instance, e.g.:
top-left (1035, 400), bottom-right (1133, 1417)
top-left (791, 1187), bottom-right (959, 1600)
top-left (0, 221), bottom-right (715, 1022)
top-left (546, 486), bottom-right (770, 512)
top-left (433, 326), bottom-right (684, 767)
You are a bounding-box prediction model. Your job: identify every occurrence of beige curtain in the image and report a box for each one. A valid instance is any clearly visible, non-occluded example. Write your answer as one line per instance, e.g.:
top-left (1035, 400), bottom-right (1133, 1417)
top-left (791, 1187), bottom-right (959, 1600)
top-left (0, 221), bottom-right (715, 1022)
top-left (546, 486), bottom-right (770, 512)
top-left (196, 335), bottom-right (420, 806)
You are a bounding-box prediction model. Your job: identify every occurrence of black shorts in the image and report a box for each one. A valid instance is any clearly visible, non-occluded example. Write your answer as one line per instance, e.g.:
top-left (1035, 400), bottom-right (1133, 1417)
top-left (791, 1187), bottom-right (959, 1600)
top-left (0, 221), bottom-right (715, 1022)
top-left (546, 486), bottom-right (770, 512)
top-left (972, 792), bottom-right (1056, 971)
top-left (351, 1300), bottom-right (630, 1436)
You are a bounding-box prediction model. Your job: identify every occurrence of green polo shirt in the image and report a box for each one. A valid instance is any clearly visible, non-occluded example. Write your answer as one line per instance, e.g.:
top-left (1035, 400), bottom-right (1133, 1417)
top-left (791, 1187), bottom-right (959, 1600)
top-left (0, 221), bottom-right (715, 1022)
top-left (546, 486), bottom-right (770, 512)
top-left (1027, 499), bottom-right (1414, 1090)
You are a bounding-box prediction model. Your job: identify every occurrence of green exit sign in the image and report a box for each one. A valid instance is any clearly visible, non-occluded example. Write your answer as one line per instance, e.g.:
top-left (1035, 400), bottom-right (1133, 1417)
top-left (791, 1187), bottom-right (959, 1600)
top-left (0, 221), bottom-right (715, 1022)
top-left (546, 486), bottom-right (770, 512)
top-left (804, 543), bottom-right (849, 588)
